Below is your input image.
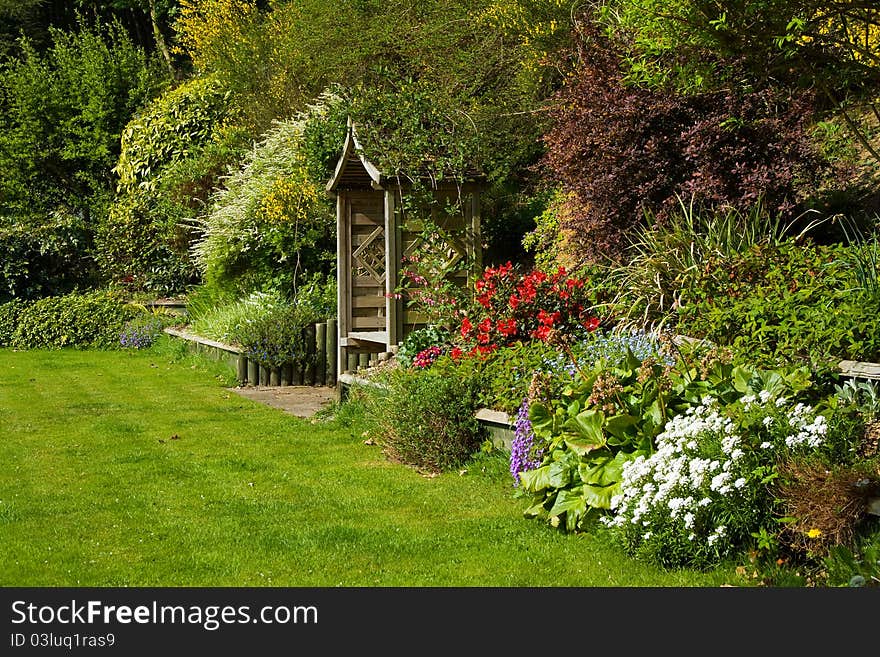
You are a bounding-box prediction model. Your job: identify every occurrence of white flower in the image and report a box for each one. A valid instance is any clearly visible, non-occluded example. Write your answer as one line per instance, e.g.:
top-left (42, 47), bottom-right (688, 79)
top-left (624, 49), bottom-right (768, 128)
top-left (710, 472), bottom-right (731, 492)
top-left (707, 525), bottom-right (727, 546)
top-left (721, 434), bottom-right (740, 453)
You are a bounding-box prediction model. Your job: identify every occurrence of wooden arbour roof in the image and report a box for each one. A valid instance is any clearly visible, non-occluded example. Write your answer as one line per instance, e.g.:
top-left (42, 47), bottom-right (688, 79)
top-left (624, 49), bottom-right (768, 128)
top-left (326, 119), bottom-right (486, 193)
top-left (326, 121), bottom-right (384, 192)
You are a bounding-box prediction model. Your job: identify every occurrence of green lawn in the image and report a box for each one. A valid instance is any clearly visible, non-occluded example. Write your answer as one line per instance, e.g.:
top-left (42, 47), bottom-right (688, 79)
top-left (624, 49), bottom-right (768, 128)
top-left (0, 344), bottom-right (745, 587)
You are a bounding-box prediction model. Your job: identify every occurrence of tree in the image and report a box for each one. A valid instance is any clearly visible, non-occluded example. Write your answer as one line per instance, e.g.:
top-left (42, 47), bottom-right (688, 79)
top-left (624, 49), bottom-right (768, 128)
top-left (0, 16), bottom-right (167, 298)
top-left (538, 15), bottom-right (829, 264)
top-left (597, 1), bottom-right (880, 164)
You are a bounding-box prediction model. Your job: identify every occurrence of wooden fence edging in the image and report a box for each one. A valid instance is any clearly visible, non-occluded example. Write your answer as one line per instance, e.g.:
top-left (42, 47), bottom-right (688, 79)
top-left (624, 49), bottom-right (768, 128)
top-left (164, 321), bottom-right (338, 389)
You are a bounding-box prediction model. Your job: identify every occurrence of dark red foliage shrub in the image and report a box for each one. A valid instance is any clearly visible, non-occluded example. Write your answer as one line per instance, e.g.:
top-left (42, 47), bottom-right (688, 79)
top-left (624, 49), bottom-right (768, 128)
top-left (540, 17), bottom-right (830, 264)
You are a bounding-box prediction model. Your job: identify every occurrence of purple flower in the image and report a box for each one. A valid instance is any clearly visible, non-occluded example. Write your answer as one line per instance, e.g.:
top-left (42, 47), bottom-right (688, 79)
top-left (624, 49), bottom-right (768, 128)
top-left (510, 398), bottom-right (543, 486)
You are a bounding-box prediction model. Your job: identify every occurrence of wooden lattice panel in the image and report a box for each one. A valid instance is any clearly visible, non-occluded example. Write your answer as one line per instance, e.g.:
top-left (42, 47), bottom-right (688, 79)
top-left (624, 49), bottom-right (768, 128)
top-left (352, 226), bottom-right (386, 284)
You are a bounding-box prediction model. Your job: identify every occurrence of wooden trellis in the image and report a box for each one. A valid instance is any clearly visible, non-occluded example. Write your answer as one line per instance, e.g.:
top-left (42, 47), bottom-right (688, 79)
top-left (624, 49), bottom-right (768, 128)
top-left (326, 122), bottom-right (484, 376)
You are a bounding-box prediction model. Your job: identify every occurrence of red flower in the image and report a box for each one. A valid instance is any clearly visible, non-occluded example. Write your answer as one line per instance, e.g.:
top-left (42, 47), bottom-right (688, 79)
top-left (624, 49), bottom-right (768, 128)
top-left (533, 325), bottom-right (551, 341)
top-left (508, 294), bottom-right (520, 311)
top-left (450, 346), bottom-right (463, 360)
top-left (497, 318), bottom-right (517, 337)
top-left (537, 309), bottom-right (561, 326)
top-left (530, 270), bottom-right (548, 284)
top-left (460, 317), bottom-right (473, 337)
top-left (518, 284), bottom-right (536, 304)
top-left (477, 331), bottom-right (491, 345)
top-left (584, 316), bottom-right (600, 332)
top-left (471, 344), bottom-right (498, 357)
top-left (478, 318), bottom-right (493, 333)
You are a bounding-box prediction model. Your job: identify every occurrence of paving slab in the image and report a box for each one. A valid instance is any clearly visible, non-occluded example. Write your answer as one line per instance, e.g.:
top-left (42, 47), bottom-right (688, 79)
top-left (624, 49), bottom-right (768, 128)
top-left (228, 385), bottom-right (336, 418)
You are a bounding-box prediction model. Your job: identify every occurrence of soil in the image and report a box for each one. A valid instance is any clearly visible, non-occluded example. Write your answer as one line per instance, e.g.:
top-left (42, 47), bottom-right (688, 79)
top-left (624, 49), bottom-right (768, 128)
top-left (228, 385), bottom-right (337, 418)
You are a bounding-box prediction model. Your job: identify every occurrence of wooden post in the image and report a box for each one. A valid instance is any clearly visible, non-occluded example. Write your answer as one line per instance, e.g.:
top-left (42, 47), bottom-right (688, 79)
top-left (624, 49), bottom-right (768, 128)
top-left (385, 188), bottom-right (400, 349)
top-left (237, 355), bottom-right (248, 386)
top-left (304, 324), bottom-right (316, 385)
top-left (291, 364), bottom-right (303, 386)
top-left (259, 364), bottom-right (270, 386)
top-left (470, 186), bottom-right (483, 273)
top-left (247, 359), bottom-right (259, 387)
top-left (269, 367), bottom-right (281, 387)
top-left (315, 322), bottom-right (327, 387)
top-left (358, 352), bottom-right (369, 371)
top-left (326, 318), bottom-right (337, 385)
top-left (281, 363), bottom-right (292, 386)
top-left (347, 352), bottom-right (358, 373)
top-left (336, 193), bottom-right (349, 382)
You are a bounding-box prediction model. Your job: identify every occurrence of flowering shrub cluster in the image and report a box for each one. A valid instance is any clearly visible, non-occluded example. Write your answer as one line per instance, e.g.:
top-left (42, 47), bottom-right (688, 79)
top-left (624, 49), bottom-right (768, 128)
top-left (397, 252), bottom-right (467, 328)
top-left (395, 263), bottom-right (602, 371)
top-left (602, 392), bottom-right (832, 568)
top-left (396, 325), bottom-right (451, 368)
top-left (456, 262), bottom-right (599, 357)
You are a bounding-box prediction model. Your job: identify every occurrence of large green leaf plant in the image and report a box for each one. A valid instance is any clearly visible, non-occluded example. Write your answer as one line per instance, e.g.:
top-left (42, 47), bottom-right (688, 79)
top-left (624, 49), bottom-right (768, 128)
top-left (518, 346), bottom-right (812, 532)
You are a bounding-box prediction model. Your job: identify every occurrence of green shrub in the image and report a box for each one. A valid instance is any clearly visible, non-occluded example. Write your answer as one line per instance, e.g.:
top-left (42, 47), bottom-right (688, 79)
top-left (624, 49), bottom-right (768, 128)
top-left (673, 241), bottom-right (880, 368)
top-left (112, 75), bottom-right (233, 195)
top-left (191, 106), bottom-right (336, 299)
top-left (0, 17), bottom-right (165, 297)
top-left (824, 530), bottom-right (880, 587)
top-left (11, 290), bottom-right (138, 349)
top-left (0, 213), bottom-right (100, 302)
top-left (230, 304), bottom-right (319, 370)
top-left (187, 289), bottom-right (288, 345)
top-left (292, 273), bottom-right (337, 322)
top-left (367, 366), bottom-right (486, 473)
top-left (0, 299), bottom-right (26, 346)
top-left (608, 197), bottom-right (818, 325)
top-left (98, 74), bottom-right (240, 295)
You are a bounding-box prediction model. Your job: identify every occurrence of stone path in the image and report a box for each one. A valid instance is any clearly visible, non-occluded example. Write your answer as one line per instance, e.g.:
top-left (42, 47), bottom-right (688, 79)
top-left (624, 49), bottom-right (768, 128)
top-left (228, 385), bottom-right (337, 418)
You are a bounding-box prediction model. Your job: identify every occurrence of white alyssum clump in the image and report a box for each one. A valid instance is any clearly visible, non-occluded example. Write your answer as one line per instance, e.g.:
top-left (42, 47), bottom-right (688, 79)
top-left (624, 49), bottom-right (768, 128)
top-left (603, 398), bottom-right (747, 554)
top-left (602, 390), bottom-right (831, 566)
